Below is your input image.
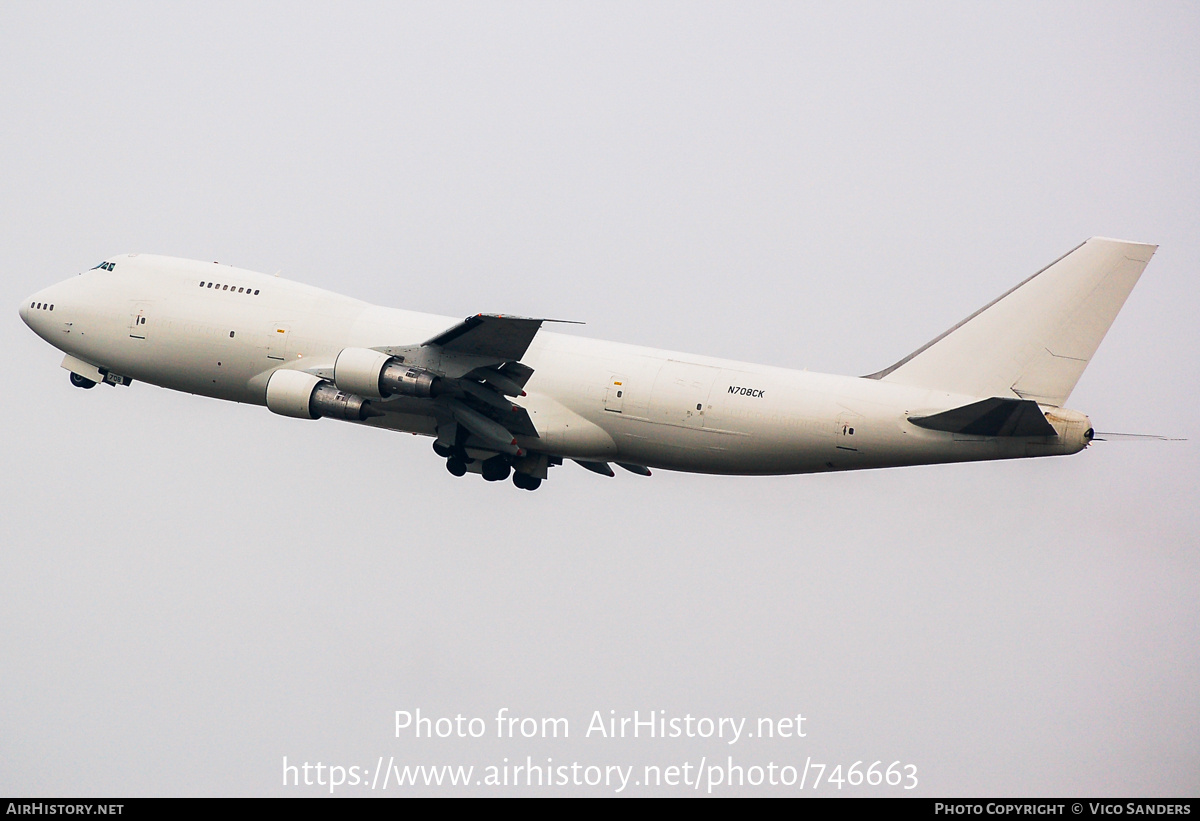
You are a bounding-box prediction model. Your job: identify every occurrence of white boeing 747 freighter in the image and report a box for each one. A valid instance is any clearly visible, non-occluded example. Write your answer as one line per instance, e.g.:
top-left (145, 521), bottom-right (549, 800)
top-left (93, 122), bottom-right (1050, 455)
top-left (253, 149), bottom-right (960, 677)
top-left (21, 238), bottom-right (1155, 490)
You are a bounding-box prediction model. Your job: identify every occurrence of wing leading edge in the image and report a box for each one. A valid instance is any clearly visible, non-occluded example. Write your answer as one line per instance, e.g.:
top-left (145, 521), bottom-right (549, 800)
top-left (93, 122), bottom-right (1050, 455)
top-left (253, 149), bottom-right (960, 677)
top-left (423, 313), bottom-right (581, 361)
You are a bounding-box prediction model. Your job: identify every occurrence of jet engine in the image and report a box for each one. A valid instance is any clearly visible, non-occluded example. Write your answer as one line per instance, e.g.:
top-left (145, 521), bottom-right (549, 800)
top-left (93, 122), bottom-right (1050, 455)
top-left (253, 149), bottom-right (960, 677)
top-left (333, 347), bottom-right (443, 400)
top-left (265, 369), bottom-right (377, 421)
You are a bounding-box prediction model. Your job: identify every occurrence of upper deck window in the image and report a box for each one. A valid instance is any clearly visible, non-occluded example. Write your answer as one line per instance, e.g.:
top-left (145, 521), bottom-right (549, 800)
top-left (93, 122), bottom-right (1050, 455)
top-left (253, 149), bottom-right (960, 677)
top-left (198, 280), bottom-right (261, 296)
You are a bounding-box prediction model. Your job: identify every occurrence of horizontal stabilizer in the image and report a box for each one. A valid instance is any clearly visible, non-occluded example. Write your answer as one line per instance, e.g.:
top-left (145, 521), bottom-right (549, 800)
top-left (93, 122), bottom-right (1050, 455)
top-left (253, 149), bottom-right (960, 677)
top-left (909, 397), bottom-right (1058, 437)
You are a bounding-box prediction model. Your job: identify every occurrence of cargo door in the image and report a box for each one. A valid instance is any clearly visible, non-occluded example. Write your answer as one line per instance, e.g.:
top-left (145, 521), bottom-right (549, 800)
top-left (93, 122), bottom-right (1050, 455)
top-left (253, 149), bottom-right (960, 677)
top-left (650, 361), bottom-right (720, 428)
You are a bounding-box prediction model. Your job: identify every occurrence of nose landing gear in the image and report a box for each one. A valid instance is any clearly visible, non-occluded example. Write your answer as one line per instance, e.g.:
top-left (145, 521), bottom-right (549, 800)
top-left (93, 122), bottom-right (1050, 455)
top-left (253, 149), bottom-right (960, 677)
top-left (69, 372), bottom-right (97, 389)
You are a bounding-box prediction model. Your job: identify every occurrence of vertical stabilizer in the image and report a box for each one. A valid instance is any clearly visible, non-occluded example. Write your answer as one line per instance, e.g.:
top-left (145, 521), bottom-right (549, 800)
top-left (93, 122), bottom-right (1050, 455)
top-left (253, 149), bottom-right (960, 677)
top-left (867, 238), bottom-right (1156, 406)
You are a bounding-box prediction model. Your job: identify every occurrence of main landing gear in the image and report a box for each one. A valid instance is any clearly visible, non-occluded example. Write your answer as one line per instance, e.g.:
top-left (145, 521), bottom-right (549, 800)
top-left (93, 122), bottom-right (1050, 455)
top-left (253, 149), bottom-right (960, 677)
top-left (436, 443), bottom-right (542, 490)
top-left (480, 456), bottom-right (510, 482)
top-left (512, 471), bottom-right (541, 491)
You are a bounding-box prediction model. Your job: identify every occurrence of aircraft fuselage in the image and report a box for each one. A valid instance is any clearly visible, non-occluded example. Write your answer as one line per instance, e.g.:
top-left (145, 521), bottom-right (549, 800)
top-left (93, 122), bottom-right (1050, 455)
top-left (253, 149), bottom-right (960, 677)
top-left (20, 252), bottom-right (1107, 484)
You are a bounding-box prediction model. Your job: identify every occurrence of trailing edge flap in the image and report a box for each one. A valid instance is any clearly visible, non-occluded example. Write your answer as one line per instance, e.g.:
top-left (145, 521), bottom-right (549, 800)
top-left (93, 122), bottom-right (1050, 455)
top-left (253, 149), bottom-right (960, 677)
top-left (424, 314), bottom-right (574, 362)
top-left (909, 397), bottom-right (1058, 437)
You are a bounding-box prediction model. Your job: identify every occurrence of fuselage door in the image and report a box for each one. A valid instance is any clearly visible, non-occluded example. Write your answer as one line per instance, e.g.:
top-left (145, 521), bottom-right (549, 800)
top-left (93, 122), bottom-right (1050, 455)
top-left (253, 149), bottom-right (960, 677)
top-left (835, 410), bottom-right (864, 453)
top-left (128, 302), bottom-right (151, 340)
top-left (267, 324), bottom-right (291, 361)
top-left (651, 361), bottom-right (719, 428)
top-left (603, 376), bottom-right (626, 413)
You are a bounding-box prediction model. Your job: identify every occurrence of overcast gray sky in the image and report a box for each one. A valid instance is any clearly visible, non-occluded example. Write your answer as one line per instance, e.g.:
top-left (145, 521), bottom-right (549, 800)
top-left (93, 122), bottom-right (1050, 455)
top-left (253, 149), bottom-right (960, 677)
top-left (2, 1), bottom-right (1197, 796)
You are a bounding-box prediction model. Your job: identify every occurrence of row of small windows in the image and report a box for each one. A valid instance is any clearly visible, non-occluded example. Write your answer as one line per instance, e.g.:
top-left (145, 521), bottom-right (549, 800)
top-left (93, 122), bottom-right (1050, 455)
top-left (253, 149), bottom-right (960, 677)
top-left (200, 281), bottom-right (260, 295)
top-left (30, 302), bottom-right (54, 311)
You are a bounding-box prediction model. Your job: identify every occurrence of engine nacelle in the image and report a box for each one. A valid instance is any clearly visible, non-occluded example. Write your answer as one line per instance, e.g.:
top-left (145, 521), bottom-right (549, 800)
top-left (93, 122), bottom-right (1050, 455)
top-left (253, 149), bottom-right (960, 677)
top-left (266, 369), bottom-right (374, 421)
top-left (380, 361), bottom-right (441, 398)
top-left (333, 347), bottom-right (393, 399)
top-left (334, 346), bottom-right (442, 399)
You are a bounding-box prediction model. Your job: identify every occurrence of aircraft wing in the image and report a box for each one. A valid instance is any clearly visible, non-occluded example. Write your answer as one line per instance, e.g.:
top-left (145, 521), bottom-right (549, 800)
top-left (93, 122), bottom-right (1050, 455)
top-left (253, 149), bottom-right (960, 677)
top-left (423, 314), bottom-right (548, 361)
top-left (368, 313), bottom-right (579, 452)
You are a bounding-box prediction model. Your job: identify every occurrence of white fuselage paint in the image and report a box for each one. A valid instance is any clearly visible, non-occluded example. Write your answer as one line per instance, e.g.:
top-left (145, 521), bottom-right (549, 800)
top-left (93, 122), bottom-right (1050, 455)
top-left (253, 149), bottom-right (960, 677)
top-left (20, 254), bottom-right (1089, 476)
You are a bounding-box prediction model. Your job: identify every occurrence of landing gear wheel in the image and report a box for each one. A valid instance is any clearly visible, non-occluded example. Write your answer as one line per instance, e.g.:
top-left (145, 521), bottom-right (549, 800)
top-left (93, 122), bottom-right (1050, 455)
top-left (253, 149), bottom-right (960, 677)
top-left (432, 441), bottom-right (452, 458)
top-left (69, 372), bottom-right (97, 389)
top-left (481, 456), bottom-right (511, 482)
top-left (446, 457), bottom-right (467, 477)
top-left (512, 472), bottom-right (542, 491)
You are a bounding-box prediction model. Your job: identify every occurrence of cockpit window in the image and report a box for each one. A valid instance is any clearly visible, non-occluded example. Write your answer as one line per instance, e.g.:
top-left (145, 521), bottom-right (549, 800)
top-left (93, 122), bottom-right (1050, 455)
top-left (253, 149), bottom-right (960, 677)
top-left (91, 261), bottom-right (116, 272)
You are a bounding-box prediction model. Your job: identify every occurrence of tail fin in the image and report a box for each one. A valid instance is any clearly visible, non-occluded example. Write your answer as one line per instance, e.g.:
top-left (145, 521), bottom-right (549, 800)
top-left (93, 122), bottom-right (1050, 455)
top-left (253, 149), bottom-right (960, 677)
top-left (866, 237), bottom-right (1156, 407)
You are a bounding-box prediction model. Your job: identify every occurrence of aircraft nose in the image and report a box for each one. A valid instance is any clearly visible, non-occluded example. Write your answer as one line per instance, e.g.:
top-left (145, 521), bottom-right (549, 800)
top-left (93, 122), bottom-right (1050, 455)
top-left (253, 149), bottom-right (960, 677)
top-left (20, 287), bottom-right (58, 336)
